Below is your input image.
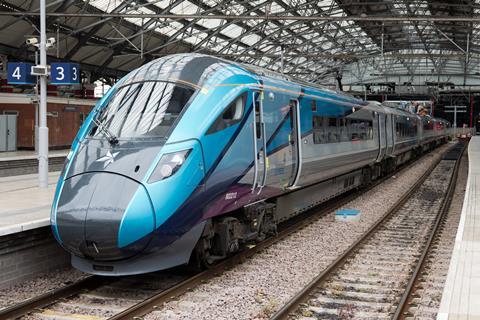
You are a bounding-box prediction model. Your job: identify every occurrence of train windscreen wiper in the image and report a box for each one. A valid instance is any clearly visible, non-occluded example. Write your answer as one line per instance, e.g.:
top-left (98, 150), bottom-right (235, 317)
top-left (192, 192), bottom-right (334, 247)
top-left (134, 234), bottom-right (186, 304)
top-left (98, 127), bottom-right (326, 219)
top-left (93, 118), bottom-right (119, 146)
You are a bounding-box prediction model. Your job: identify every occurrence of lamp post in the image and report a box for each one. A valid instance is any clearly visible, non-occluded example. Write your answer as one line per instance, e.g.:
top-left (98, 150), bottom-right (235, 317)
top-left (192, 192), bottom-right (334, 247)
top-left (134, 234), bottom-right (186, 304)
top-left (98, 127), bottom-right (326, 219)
top-left (38, 0), bottom-right (48, 188)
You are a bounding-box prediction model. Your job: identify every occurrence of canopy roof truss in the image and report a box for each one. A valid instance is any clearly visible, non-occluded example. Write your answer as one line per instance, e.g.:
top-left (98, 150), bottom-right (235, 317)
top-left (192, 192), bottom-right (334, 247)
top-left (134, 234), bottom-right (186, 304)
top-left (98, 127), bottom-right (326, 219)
top-left (0, 0), bottom-right (479, 87)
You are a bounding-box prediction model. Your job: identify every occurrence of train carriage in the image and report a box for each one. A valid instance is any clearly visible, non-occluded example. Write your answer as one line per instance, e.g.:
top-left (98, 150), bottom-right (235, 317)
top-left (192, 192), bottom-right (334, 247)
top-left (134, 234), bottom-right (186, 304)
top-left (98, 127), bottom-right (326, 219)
top-left (51, 54), bottom-right (450, 275)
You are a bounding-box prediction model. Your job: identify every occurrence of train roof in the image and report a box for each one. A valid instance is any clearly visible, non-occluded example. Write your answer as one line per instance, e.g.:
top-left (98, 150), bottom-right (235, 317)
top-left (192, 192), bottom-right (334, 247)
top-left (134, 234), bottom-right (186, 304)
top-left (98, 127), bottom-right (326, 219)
top-left (119, 54), bottom-right (228, 89)
top-left (120, 53), bottom-right (361, 104)
top-left (367, 101), bottom-right (421, 118)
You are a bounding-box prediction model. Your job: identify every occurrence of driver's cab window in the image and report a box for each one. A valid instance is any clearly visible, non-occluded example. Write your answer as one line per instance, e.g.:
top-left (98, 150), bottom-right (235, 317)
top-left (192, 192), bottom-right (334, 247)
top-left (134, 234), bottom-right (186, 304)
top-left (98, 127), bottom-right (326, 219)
top-left (206, 93), bottom-right (246, 135)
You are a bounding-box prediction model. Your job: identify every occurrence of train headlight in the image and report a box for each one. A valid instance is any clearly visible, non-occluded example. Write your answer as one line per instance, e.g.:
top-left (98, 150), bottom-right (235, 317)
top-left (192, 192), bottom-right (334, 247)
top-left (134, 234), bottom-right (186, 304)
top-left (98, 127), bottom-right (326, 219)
top-left (148, 149), bottom-right (191, 183)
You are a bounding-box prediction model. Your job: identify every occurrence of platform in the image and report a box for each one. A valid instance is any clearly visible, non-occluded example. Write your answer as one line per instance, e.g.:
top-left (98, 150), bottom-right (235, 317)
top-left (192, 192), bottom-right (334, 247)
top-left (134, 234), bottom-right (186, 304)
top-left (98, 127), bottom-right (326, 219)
top-left (0, 149), bottom-right (69, 162)
top-left (437, 136), bottom-right (480, 320)
top-left (0, 150), bottom-right (68, 177)
top-left (0, 172), bottom-right (59, 237)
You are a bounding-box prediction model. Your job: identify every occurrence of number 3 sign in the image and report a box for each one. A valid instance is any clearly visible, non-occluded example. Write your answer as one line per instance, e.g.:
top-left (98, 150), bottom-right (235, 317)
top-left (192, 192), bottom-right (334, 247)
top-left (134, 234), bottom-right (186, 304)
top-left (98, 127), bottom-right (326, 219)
top-left (50, 63), bottom-right (80, 85)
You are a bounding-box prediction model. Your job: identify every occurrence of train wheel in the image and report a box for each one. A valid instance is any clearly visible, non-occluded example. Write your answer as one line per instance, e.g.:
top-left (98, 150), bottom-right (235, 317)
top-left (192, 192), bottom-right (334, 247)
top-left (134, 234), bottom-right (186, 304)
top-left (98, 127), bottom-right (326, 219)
top-left (190, 222), bottom-right (216, 270)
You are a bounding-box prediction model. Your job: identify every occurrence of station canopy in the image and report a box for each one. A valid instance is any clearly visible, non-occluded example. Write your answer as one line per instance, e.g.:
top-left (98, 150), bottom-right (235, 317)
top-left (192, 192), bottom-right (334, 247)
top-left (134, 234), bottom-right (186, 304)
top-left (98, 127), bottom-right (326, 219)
top-left (0, 0), bottom-right (479, 87)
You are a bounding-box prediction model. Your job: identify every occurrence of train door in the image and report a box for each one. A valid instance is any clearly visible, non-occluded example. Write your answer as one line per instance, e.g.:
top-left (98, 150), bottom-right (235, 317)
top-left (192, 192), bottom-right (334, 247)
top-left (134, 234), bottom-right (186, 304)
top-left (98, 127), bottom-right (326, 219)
top-left (386, 113), bottom-right (394, 154)
top-left (287, 99), bottom-right (302, 188)
top-left (376, 112), bottom-right (386, 161)
top-left (251, 91), bottom-right (267, 194)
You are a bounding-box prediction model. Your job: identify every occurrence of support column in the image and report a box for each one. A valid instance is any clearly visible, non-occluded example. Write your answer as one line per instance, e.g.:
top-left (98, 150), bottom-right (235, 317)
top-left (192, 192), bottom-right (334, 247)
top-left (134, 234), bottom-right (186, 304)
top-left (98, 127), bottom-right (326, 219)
top-left (470, 94), bottom-right (474, 128)
top-left (38, 0), bottom-right (49, 188)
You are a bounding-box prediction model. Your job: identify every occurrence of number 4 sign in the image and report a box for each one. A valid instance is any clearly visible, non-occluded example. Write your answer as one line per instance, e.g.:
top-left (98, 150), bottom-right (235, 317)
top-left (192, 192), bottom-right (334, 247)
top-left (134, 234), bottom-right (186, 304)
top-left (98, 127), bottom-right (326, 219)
top-left (7, 62), bottom-right (36, 85)
top-left (50, 63), bottom-right (80, 85)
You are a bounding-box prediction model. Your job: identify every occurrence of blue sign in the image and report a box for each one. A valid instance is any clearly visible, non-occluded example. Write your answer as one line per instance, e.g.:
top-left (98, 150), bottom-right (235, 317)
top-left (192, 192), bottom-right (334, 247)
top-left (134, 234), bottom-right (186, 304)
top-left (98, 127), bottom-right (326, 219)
top-left (50, 63), bottom-right (80, 85)
top-left (7, 62), bottom-right (36, 85)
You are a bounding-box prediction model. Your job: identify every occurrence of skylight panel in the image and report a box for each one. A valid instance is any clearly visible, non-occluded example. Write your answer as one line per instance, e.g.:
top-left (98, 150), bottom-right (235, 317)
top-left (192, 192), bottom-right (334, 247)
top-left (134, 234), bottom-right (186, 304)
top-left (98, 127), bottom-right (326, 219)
top-left (225, 3), bottom-right (246, 14)
top-left (241, 34), bottom-right (262, 46)
top-left (88, 0), bottom-right (123, 13)
top-left (148, 0), bottom-right (172, 10)
top-left (268, 2), bottom-right (284, 14)
top-left (155, 20), bottom-right (184, 36)
top-left (123, 5), bottom-right (155, 25)
top-left (196, 18), bottom-right (224, 29)
top-left (219, 24), bottom-right (244, 38)
top-left (170, 0), bottom-right (201, 15)
top-left (202, 0), bottom-right (219, 6)
top-left (125, 17), bottom-right (152, 25)
top-left (183, 32), bottom-right (208, 45)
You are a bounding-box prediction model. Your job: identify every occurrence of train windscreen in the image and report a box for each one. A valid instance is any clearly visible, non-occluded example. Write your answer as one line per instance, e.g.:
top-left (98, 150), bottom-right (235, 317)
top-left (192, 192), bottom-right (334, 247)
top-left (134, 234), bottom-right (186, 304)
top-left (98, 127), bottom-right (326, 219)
top-left (89, 81), bottom-right (195, 139)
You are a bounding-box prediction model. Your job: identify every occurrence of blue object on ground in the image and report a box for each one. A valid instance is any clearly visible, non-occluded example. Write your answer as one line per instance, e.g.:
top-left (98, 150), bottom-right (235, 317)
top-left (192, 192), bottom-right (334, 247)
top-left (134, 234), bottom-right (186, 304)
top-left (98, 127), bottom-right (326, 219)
top-left (335, 209), bottom-right (360, 216)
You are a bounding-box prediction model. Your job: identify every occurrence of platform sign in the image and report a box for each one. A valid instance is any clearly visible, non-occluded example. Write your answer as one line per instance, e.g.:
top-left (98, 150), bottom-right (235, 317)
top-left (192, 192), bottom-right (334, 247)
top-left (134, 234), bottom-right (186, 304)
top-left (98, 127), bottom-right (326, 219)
top-left (7, 62), bottom-right (36, 85)
top-left (50, 63), bottom-right (80, 85)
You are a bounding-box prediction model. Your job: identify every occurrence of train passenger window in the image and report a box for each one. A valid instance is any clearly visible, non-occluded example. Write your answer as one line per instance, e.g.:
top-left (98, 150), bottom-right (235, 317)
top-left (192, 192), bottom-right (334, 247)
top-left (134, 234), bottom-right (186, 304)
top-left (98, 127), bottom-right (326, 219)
top-left (395, 117), bottom-right (418, 139)
top-left (328, 117), bottom-right (339, 142)
top-left (314, 114), bottom-right (373, 144)
top-left (347, 118), bottom-right (373, 141)
top-left (206, 93), bottom-right (245, 135)
top-left (312, 116), bottom-right (326, 144)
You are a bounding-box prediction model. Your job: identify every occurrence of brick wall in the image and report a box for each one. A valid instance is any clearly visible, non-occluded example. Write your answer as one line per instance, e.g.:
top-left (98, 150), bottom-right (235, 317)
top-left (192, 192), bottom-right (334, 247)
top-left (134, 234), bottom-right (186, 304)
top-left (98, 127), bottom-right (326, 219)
top-left (0, 227), bottom-right (70, 290)
top-left (0, 103), bottom-right (94, 149)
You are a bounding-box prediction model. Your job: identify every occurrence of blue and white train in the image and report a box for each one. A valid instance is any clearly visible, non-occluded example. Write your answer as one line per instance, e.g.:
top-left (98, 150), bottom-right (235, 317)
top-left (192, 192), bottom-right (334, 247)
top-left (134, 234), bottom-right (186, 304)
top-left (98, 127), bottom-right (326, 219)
top-left (51, 54), bottom-right (450, 275)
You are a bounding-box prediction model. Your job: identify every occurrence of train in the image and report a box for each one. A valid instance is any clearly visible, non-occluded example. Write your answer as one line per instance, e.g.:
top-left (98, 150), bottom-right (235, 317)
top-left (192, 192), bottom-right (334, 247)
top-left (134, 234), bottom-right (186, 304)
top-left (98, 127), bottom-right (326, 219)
top-left (51, 54), bottom-right (450, 275)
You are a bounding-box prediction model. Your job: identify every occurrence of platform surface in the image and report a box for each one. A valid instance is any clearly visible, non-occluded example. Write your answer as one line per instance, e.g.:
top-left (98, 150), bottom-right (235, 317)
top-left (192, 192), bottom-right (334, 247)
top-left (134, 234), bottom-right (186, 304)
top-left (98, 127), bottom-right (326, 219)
top-left (0, 149), bottom-right (69, 162)
top-left (438, 136), bottom-right (480, 320)
top-left (0, 172), bottom-right (59, 236)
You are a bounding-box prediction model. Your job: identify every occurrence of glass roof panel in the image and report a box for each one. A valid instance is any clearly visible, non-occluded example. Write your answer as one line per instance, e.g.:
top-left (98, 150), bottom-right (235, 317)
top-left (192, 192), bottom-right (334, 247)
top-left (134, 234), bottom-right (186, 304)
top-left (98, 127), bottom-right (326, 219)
top-left (75, 0), bottom-right (480, 84)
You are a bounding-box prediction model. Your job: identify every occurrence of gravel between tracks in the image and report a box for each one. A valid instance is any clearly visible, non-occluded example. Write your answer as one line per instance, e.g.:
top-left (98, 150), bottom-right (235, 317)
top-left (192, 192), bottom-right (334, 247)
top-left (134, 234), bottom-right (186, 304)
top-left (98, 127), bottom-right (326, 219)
top-left (145, 143), bottom-right (452, 320)
top-left (0, 267), bottom-right (87, 310)
top-left (409, 150), bottom-right (468, 319)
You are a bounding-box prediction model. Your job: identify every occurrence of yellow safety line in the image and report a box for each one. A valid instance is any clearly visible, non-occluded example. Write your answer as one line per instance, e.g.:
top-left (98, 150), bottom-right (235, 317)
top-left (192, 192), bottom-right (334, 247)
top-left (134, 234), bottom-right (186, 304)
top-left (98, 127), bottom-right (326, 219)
top-left (39, 309), bottom-right (104, 320)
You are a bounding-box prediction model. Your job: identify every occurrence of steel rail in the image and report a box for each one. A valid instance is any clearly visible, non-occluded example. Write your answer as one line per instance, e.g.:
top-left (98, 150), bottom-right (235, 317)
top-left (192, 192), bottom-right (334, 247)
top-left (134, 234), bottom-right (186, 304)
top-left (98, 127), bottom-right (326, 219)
top-left (393, 142), bottom-right (467, 320)
top-left (0, 276), bottom-right (109, 320)
top-left (270, 143), bottom-right (462, 320)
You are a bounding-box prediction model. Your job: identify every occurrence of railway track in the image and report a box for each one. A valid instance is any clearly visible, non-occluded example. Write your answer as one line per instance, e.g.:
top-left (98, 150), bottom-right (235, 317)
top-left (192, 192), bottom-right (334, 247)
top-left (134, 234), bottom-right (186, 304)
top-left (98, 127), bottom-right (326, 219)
top-left (395, 143), bottom-right (468, 320)
top-left (270, 142), bottom-right (466, 320)
top-left (0, 144), bottom-right (453, 320)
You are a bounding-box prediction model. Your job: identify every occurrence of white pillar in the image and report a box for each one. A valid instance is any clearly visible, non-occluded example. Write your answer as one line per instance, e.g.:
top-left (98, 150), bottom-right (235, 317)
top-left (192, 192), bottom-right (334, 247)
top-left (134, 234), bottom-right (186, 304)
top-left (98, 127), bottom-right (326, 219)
top-left (38, 0), bottom-right (49, 188)
top-left (453, 106), bottom-right (457, 138)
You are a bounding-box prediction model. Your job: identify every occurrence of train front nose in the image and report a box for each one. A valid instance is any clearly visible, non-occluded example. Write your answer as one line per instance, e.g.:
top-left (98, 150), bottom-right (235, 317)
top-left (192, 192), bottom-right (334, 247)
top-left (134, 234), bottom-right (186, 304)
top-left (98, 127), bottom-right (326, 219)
top-left (55, 172), bottom-right (155, 261)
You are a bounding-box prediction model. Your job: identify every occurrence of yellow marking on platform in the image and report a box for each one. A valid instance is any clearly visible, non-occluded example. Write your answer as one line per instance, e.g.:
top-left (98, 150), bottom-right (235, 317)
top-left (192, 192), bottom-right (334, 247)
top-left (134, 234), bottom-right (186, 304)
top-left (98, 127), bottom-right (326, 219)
top-left (39, 309), bottom-right (103, 320)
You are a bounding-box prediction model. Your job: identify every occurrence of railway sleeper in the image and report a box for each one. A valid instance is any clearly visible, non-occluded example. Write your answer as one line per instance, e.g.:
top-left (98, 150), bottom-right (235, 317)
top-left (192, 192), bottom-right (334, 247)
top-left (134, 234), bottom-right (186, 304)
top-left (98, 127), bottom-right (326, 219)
top-left (326, 281), bottom-right (397, 294)
top-left (321, 289), bottom-right (396, 303)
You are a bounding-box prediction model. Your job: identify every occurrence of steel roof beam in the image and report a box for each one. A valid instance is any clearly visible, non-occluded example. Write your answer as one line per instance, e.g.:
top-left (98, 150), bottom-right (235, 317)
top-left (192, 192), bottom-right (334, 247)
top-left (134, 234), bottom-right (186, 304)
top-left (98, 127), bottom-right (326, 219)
top-left (5, 11), bottom-right (480, 21)
top-left (63, 0), bottom-right (136, 60)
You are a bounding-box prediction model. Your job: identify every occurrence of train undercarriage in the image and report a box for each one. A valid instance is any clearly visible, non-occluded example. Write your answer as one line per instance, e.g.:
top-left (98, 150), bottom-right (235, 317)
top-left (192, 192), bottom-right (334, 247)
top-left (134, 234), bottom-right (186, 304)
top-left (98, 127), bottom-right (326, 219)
top-left (192, 139), bottom-right (447, 268)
